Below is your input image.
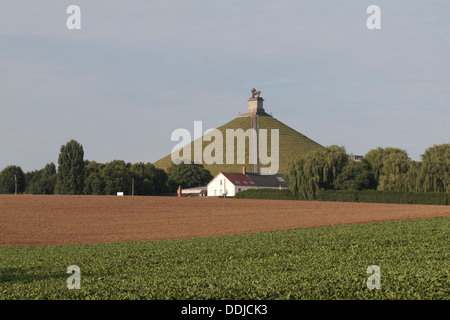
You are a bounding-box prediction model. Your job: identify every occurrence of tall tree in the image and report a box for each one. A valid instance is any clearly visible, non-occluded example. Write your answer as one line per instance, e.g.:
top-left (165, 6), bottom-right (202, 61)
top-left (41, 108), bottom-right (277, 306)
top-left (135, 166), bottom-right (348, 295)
top-left (83, 161), bottom-right (106, 195)
top-left (130, 162), bottom-right (168, 195)
top-left (101, 160), bottom-right (132, 195)
top-left (55, 140), bottom-right (85, 195)
top-left (420, 143), bottom-right (450, 193)
top-left (335, 159), bottom-right (376, 191)
top-left (0, 165), bottom-right (25, 194)
top-left (377, 151), bottom-right (410, 191)
top-left (405, 161), bottom-right (423, 193)
top-left (25, 163), bottom-right (57, 194)
top-left (364, 147), bottom-right (410, 191)
top-left (167, 163), bottom-right (213, 191)
top-left (287, 145), bottom-right (348, 199)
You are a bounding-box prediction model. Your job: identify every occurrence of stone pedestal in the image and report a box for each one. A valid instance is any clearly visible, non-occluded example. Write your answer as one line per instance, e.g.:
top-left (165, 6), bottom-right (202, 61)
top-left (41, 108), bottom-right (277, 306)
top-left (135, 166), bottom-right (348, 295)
top-left (242, 97), bottom-right (269, 116)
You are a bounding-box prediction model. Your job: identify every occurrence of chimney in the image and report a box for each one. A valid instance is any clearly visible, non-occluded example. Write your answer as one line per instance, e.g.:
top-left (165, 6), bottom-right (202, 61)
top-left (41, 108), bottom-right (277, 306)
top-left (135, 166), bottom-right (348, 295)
top-left (242, 166), bottom-right (246, 175)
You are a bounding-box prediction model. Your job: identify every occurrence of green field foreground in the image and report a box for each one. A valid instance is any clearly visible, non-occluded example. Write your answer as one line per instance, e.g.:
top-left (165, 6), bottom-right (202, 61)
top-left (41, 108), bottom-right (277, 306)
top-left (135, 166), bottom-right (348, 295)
top-left (1, 217), bottom-right (448, 300)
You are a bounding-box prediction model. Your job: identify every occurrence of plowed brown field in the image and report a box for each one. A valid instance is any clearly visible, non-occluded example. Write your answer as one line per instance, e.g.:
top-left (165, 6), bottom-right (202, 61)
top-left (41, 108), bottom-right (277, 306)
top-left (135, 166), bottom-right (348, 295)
top-left (0, 195), bottom-right (448, 246)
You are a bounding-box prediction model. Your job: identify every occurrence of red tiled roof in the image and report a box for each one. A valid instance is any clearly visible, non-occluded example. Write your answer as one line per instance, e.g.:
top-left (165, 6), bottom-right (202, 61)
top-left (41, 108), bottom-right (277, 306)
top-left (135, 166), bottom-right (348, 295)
top-left (208, 172), bottom-right (288, 188)
top-left (221, 173), bottom-right (256, 186)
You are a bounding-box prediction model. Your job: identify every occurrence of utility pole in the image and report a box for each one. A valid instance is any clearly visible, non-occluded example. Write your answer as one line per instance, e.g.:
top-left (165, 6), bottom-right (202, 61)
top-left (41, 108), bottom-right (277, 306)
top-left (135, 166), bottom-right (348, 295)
top-left (14, 174), bottom-right (17, 195)
top-left (132, 178), bottom-right (135, 196)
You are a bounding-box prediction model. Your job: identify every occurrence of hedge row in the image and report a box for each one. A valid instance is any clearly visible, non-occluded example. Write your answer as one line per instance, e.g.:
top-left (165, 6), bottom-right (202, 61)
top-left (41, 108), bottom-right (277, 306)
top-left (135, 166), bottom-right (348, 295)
top-left (235, 189), bottom-right (298, 200)
top-left (235, 188), bottom-right (449, 205)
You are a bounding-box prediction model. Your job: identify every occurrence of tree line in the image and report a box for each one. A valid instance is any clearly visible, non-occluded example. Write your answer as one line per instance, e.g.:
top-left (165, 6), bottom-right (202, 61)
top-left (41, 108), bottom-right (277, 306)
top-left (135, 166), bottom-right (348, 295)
top-left (0, 140), bottom-right (213, 195)
top-left (2, 139), bottom-right (448, 197)
top-left (287, 143), bottom-right (450, 199)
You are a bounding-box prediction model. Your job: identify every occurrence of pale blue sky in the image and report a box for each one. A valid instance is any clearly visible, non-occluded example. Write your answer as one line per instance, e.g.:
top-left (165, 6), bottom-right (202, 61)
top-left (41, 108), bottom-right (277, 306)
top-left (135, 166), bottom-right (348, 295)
top-left (1, 1), bottom-right (449, 172)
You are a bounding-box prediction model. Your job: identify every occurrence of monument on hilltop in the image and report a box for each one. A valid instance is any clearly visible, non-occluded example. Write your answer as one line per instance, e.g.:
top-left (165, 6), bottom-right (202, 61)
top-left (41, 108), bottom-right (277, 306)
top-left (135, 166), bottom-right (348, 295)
top-left (241, 88), bottom-right (270, 117)
top-left (154, 89), bottom-right (323, 176)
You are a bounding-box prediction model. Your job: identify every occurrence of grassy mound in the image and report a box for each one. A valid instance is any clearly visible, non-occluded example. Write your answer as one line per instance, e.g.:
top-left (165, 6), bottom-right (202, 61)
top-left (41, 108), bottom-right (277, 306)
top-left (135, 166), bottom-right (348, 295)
top-left (154, 116), bottom-right (322, 176)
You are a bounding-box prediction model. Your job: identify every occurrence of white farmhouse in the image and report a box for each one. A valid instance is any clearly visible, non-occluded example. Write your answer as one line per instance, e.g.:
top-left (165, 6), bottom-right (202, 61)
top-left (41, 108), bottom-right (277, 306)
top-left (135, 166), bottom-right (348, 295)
top-left (207, 167), bottom-right (288, 197)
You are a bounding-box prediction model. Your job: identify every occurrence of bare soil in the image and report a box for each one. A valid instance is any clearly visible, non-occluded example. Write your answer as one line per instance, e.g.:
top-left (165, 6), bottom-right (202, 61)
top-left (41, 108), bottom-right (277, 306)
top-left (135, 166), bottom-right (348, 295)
top-left (0, 195), bottom-right (448, 246)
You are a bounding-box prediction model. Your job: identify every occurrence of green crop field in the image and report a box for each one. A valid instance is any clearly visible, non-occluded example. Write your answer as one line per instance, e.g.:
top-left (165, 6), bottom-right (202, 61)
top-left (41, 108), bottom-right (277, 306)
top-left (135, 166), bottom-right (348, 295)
top-left (0, 217), bottom-right (448, 300)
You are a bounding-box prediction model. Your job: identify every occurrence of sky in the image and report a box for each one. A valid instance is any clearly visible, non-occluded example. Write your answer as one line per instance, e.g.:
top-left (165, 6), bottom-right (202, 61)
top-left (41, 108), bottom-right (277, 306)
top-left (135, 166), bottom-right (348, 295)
top-left (1, 1), bottom-right (449, 172)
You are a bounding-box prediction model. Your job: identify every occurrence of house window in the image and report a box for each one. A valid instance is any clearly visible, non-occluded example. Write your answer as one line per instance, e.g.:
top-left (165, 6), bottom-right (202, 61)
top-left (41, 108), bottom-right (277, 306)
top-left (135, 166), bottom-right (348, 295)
top-left (238, 188), bottom-right (241, 192)
top-left (220, 180), bottom-right (222, 186)
top-left (214, 190), bottom-right (217, 195)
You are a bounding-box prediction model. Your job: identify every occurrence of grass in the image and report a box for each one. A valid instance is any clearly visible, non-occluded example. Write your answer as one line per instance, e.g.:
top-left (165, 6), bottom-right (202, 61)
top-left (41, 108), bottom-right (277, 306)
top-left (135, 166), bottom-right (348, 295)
top-left (154, 116), bottom-right (322, 176)
top-left (258, 116), bottom-right (322, 174)
top-left (0, 217), bottom-right (448, 300)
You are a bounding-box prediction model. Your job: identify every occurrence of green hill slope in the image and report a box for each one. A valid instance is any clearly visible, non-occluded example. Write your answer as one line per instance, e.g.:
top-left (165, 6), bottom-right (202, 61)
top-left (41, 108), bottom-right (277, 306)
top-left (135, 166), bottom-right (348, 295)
top-left (154, 116), bottom-right (322, 176)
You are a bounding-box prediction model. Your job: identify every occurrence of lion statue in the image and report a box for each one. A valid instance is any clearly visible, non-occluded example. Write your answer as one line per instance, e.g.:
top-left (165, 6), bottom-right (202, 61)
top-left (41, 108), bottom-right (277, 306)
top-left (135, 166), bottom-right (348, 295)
top-left (251, 88), bottom-right (261, 98)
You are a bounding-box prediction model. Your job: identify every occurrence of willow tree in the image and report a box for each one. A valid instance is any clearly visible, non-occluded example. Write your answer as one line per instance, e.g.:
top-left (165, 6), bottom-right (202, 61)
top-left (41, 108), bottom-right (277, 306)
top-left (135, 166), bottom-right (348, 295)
top-left (287, 145), bottom-right (348, 199)
top-left (420, 143), bottom-right (450, 193)
top-left (405, 161), bottom-right (423, 193)
top-left (376, 150), bottom-right (411, 191)
top-left (287, 153), bottom-right (306, 197)
top-left (364, 147), bottom-right (410, 191)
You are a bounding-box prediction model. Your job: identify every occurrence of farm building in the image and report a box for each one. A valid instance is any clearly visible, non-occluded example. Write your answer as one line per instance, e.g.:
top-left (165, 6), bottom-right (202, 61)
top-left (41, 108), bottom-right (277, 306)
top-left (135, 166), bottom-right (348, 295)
top-left (207, 167), bottom-right (288, 197)
top-left (178, 186), bottom-right (208, 197)
top-left (348, 153), bottom-right (363, 161)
